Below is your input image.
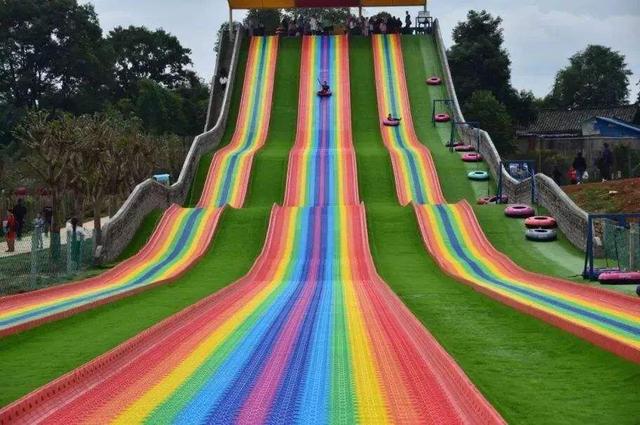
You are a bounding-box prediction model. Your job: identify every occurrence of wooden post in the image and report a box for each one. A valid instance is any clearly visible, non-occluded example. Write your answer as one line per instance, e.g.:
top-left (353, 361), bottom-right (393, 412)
top-left (229, 8), bottom-right (233, 34)
top-left (358, 6), bottom-right (362, 18)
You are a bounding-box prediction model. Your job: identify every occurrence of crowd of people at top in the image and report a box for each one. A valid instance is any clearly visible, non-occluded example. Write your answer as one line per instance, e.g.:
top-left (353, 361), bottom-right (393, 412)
top-left (247, 11), bottom-right (418, 38)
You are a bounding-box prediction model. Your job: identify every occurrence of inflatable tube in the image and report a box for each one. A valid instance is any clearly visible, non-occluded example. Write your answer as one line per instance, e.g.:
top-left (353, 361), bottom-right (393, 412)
top-left (598, 271), bottom-right (640, 285)
top-left (524, 216), bottom-right (557, 229)
top-left (383, 119), bottom-right (400, 127)
top-left (505, 204), bottom-right (535, 218)
top-left (462, 153), bottom-right (483, 162)
top-left (317, 90), bottom-right (332, 97)
top-left (426, 76), bottom-right (442, 85)
top-left (526, 228), bottom-right (557, 241)
top-left (454, 144), bottom-right (475, 152)
top-left (445, 140), bottom-right (463, 148)
top-left (434, 113), bottom-right (450, 123)
top-left (477, 196), bottom-right (492, 205)
top-left (468, 170), bottom-right (489, 181)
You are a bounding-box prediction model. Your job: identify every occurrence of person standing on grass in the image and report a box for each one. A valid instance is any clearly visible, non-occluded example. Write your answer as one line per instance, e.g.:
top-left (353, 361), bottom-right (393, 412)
top-left (572, 151), bottom-right (587, 184)
top-left (12, 199), bottom-right (26, 240)
top-left (4, 209), bottom-right (17, 252)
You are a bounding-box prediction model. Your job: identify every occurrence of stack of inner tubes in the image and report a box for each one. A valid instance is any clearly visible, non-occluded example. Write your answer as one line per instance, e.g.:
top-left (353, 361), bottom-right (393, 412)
top-left (524, 216), bottom-right (557, 229)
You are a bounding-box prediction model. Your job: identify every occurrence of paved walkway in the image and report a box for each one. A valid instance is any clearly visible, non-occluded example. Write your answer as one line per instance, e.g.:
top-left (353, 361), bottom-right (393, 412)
top-left (0, 217), bottom-right (110, 258)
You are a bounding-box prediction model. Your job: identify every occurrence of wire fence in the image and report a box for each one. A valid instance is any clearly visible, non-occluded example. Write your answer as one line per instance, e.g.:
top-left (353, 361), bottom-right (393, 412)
top-left (0, 227), bottom-right (95, 295)
top-left (601, 219), bottom-right (640, 272)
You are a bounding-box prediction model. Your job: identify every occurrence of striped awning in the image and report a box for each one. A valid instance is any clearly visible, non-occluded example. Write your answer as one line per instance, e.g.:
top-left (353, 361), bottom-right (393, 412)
top-left (228, 0), bottom-right (425, 8)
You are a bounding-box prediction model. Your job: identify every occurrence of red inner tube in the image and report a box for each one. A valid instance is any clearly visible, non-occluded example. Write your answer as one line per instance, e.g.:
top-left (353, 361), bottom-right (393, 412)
top-left (504, 204), bottom-right (535, 217)
top-left (434, 113), bottom-right (450, 122)
top-left (426, 76), bottom-right (442, 85)
top-left (477, 196), bottom-right (492, 205)
top-left (461, 153), bottom-right (482, 162)
top-left (599, 271), bottom-right (640, 285)
top-left (524, 216), bottom-right (557, 229)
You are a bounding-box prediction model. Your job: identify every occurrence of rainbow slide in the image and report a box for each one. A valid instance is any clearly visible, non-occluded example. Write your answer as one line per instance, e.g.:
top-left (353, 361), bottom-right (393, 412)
top-left (0, 35), bottom-right (504, 424)
top-left (372, 34), bottom-right (640, 363)
top-left (0, 36), bottom-right (279, 338)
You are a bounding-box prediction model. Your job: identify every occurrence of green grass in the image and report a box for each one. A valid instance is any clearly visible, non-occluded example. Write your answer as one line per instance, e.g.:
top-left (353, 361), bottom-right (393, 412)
top-left (0, 34), bottom-right (301, 408)
top-left (245, 38), bottom-right (300, 207)
top-left (350, 35), bottom-right (640, 424)
top-left (0, 207), bottom-right (270, 406)
top-left (185, 39), bottom-right (250, 207)
top-left (114, 209), bottom-right (163, 262)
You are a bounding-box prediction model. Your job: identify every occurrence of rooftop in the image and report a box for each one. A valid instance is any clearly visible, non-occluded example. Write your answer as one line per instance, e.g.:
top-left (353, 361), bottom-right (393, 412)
top-left (518, 104), bottom-right (639, 137)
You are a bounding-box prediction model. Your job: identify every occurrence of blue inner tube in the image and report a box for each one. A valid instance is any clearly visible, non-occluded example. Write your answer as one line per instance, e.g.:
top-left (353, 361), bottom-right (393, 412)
top-left (468, 170), bottom-right (489, 181)
top-left (525, 228), bottom-right (557, 242)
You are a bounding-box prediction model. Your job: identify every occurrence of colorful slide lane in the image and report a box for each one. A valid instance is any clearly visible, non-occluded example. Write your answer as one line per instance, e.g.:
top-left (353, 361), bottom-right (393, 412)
top-left (0, 36), bottom-right (279, 338)
top-left (0, 35), bottom-right (503, 424)
top-left (371, 34), bottom-right (640, 363)
top-left (416, 203), bottom-right (640, 362)
top-left (372, 34), bottom-right (445, 206)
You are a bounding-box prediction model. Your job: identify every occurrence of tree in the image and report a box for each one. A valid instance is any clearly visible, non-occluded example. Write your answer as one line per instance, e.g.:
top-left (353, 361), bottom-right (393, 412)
top-left (548, 45), bottom-right (632, 108)
top-left (0, 0), bottom-right (110, 111)
top-left (463, 91), bottom-right (515, 154)
top-left (285, 8), bottom-right (352, 24)
top-left (244, 9), bottom-right (283, 33)
top-left (13, 111), bottom-right (77, 255)
top-left (504, 89), bottom-right (538, 127)
top-left (107, 26), bottom-right (193, 97)
top-left (447, 10), bottom-right (512, 106)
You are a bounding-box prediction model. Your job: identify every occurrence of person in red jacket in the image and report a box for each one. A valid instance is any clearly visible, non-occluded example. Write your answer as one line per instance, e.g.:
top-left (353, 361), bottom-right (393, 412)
top-left (4, 210), bottom-right (17, 252)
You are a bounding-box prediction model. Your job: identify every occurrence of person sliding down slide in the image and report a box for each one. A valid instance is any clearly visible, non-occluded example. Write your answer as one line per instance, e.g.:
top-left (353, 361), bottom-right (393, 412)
top-left (383, 113), bottom-right (401, 126)
top-left (317, 79), bottom-right (331, 97)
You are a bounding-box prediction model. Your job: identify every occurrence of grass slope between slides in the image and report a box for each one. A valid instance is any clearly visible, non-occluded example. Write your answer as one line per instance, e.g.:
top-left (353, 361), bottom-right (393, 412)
top-left (401, 35), bottom-right (621, 290)
top-left (0, 38), bottom-right (301, 406)
top-left (350, 36), bottom-right (640, 424)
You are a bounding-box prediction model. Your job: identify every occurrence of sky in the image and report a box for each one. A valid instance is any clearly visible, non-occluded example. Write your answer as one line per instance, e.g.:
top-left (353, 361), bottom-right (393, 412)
top-left (83, 0), bottom-right (640, 102)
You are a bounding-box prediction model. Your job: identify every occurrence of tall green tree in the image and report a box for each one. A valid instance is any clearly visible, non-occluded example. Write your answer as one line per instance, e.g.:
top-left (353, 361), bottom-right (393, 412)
top-left (107, 26), bottom-right (193, 97)
top-left (244, 9), bottom-right (283, 33)
top-left (448, 10), bottom-right (537, 127)
top-left (0, 0), bottom-right (112, 116)
top-left (548, 45), bottom-right (632, 108)
top-left (464, 90), bottom-right (515, 154)
top-left (448, 10), bottom-right (511, 105)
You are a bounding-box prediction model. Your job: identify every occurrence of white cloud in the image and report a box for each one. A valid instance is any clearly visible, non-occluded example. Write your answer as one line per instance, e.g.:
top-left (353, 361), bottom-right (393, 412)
top-left (81, 1), bottom-right (639, 101)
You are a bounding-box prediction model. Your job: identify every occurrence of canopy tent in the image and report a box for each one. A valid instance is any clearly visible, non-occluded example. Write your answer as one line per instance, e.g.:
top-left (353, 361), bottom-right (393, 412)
top-left (227, 0), bottom-right (426, 8)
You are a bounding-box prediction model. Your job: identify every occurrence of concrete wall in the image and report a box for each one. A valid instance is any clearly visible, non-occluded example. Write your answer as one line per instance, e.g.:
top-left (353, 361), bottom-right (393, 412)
top-left (95, 27), bottom-right (244, 264)
top-left (434, 19), bottom-right (589, 250)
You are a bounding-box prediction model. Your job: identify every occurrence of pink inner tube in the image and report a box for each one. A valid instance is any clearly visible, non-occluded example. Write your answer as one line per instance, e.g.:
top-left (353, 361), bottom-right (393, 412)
top-left (598, 271), bottom-right (640, 285)
top-left (434, 113), bottom-right (450, 123)
top-left (382, 119), bottom-right (400, 127)
top-left (317, 90), bottom-right (332, 97)
top-left (461, 153), bottom-right (483, 162)
top-left (426, 76), bottom-right (442, 85)
top-left (446, 140), bottom-right (464, 147)
top-left (454, 144), bottom-right (475, 152)
top-left (504, 204), bottom-right (535, 218)
top-left (524, 216), bottom-right (557, 229)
